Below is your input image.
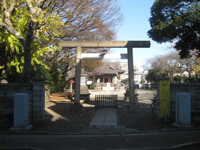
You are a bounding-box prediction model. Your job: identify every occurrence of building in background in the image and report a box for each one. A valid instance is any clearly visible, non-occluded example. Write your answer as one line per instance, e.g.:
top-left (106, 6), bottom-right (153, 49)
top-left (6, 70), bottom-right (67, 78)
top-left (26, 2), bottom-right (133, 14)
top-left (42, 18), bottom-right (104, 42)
top-left (93, 62), bottom-right (125, 90)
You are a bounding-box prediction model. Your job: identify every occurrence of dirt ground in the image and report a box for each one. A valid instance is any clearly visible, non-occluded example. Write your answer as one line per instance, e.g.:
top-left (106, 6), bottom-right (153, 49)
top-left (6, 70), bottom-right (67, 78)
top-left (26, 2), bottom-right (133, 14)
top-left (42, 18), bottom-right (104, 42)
top-left (32, 90), bottom-right (176, 134)
top-left (33, 93), bottom-right (96, 134)
top-left (117, 100), bottom-right (174, 131)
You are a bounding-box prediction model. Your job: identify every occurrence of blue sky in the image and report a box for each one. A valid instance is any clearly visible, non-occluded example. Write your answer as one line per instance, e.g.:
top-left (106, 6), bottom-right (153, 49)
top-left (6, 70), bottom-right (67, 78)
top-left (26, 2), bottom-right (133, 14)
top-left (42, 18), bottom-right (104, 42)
top-left (111, 0), bottom-right (172, 70)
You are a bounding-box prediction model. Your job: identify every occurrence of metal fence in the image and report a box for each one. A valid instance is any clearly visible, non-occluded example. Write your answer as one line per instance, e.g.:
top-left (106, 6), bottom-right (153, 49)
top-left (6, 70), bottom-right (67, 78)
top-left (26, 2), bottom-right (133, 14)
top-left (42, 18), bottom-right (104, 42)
top-left (95, 95), bottom-right (118, 108)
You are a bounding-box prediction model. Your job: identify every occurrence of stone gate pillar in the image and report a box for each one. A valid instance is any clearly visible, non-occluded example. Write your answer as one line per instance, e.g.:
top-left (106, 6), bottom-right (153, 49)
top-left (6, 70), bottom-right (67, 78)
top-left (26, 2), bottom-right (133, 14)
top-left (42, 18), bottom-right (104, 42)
top-left (32, 78), bottom-right (45, 124)
top-left (127, 47), bottom-right (135, 111)
top-left (73, 46), bottom-right (82, 110)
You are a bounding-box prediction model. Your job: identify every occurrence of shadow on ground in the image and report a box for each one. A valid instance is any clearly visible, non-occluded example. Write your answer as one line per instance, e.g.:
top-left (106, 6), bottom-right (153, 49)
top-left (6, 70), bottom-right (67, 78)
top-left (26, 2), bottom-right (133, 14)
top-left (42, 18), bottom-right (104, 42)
top-left (117, 100), bottom-right (175, 131)
top-left (33, 91), bottom-right (176, 134)
top-left (32, 93), bottom-right (96, 134)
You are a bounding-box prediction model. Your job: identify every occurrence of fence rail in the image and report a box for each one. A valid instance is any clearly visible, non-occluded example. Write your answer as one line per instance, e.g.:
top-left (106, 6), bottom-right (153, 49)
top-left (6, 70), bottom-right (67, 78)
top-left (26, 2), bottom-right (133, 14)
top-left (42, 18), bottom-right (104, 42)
top-left (95, 95), bottom-right (118, 108)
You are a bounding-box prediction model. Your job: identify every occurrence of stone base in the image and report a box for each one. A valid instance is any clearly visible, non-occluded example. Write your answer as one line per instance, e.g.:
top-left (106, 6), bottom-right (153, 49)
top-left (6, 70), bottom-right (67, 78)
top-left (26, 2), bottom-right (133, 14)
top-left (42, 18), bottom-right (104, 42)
top-left (172, 123), bottom-right (194, 128)
top-left (10, 125), bottom-right (32, 131)
top-left (80, 94), bottom-right (90, 103)
top-left (71, 103), bottom-right (82, 112)
top-left (102, 87), bottom-right (115, 91)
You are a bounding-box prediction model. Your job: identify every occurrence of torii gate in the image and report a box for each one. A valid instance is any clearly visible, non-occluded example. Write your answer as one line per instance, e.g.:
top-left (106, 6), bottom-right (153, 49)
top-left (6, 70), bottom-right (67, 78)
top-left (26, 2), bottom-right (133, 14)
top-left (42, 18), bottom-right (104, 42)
top-left (59, 41), bottom-right (150, 111)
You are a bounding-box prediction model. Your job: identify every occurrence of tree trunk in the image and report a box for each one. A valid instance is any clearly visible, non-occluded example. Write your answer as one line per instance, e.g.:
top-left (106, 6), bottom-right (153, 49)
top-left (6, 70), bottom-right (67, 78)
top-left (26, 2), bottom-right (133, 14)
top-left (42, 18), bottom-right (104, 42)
top-left (23, 21), bottom-right (34, 83)
top-left (0, 44), bottom-right (6, 81)
top-left (92, 71), bottom-right (95, 83)
top-left (188, 72), bottom-right (192, 83)
top-left (196, 74), bottom-right (198, 82)
top-left (170, 71), bottom-right (173, 82)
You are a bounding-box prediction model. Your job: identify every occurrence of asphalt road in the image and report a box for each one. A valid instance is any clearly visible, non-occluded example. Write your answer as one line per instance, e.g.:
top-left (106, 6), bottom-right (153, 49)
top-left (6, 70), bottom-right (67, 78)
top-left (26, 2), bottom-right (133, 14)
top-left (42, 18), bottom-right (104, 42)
top-left (0, 130), bottom-right (200, 149)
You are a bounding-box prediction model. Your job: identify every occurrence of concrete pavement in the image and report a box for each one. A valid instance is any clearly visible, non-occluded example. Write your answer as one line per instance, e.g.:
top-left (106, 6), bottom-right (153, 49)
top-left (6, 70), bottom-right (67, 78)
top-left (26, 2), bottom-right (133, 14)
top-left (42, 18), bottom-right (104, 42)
top-left (80, 107), bottom-right (138, 135)
top-left (84, 89), bottom-right (126, 134)
top-left (1, 130), bottom-right (200, 149)
top-left (89, 108), bottom-right (117, 126)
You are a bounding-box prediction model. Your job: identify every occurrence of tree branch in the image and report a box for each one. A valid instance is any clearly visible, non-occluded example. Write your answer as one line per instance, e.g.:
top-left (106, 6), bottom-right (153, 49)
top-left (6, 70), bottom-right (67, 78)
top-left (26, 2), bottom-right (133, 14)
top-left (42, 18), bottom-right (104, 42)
top-left (25, 0), bottom-right (35, 14)
top-left (0, 22), bottom-right (6, 27)
top-left (1, 0), bottom-right (25, 46)
top-left (35, 24), bottom-right (47, 39)
top-left (8, 0), bottom-right (16, 14)
top-left (2, 0), bottom-right (8, 12)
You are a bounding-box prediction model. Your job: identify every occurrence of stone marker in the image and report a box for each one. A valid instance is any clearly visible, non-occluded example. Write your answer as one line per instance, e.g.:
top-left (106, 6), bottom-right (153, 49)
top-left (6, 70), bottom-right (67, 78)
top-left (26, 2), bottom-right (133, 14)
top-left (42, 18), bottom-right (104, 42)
top-left (10, 93), bottom-right (32, 131)
top-left (173, 93), bottom-right (193, 127)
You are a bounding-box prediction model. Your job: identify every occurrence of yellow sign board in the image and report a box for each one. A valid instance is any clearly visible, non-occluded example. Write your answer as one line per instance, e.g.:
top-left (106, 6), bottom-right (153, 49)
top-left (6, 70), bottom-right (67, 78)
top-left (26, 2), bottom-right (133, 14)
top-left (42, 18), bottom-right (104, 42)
top-left (159, 80), bottom-right (170, 118)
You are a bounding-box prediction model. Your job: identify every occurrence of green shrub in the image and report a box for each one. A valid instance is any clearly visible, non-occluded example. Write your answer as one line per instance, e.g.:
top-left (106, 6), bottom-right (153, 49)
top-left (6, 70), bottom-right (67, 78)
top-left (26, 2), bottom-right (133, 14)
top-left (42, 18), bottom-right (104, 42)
top-left (91, 82), bottom-right (96, 89)
top-left (32, 64), bottom-right (53, 87)
top-left (140, 79), bottom-right (145, 84)
top-left (173, 75), bottom-right (182, 83)
top-left (121, 78), bottom-right (129, 84)
top-left (50, 80), bottom-right (68, 93)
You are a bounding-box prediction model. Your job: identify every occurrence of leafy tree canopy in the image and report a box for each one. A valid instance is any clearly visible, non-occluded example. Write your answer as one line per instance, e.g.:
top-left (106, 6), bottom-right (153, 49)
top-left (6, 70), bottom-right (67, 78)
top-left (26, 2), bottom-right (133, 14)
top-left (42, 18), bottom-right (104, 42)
top-left (0, 0), bottom-right (122, 83)
top-left (0, 0), bottom-right (64, 82)
top-left (148, 0), bottom-right (200, 58)
top-left (146, 68), bottom-right (165, 83)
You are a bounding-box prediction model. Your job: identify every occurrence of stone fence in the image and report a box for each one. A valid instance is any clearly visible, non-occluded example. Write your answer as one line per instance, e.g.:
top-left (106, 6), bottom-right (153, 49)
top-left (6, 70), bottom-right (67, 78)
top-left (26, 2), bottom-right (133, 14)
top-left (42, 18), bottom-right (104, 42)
top-left (0, 78), bottom-right (45, 129)
top-left (157, 78), bottom-right (200, 123)
top-left (170, 83), bottom-right (200, 122)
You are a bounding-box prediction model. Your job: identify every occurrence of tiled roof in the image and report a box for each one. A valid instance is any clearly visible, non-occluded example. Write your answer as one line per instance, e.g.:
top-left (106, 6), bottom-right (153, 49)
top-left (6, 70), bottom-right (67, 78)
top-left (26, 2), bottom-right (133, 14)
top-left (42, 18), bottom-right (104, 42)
top-left (94, 63), bottom-right (125, 75)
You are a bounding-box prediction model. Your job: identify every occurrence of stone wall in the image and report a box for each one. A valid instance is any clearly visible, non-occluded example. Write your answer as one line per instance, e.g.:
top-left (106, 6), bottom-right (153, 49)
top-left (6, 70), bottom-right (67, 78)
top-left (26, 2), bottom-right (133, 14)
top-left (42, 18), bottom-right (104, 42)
top-left (0, 83), bottom-right (32, 128)
top-left (0, 83), bottom-right (32, 115)
top-left (156, 78), bottom-right (200, 123)
top-left (0, 78), bottom-right (45, 129)
top-left (32, 78), bottom-right (45, 124)
top-left (170, 83), bottom-right (200, 122)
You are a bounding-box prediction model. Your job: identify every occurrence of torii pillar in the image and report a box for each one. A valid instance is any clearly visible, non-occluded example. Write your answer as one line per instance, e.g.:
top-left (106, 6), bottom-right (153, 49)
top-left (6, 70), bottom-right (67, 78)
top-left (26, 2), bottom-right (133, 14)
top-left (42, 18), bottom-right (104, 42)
top-left (127, 46), bottom-right (135, 111)
top-left (59, 41), bottom-right (150, 111)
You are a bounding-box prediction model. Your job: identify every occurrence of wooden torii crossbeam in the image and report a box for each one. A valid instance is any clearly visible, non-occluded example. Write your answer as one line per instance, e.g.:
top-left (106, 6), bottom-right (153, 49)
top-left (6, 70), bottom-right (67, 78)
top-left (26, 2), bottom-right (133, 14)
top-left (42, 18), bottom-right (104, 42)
top-left (58, 41), bottom-right (150, 111)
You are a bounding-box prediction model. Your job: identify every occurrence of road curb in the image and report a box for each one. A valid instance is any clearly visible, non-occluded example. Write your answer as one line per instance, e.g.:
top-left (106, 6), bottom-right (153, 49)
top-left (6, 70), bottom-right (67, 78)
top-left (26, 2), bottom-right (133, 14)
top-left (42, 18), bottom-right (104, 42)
top-left (1, 127), bottom-right (200, 136)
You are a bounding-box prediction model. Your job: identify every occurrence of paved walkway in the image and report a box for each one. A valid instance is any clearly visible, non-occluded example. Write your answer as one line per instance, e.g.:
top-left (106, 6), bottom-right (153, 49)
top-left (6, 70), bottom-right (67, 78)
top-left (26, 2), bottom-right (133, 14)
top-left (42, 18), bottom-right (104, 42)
top-left (88, 89), bottom-right (124, 127)
top-left (80, 107), bottom-right (139, 134)
top-left (89, 108), bottom-right (117, 126)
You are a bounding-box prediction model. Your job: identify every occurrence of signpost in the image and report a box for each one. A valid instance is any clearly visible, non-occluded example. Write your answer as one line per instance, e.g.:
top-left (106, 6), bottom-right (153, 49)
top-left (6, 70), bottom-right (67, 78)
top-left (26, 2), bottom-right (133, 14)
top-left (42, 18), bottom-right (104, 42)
top-left (159, 80), bottom-right (170, 119)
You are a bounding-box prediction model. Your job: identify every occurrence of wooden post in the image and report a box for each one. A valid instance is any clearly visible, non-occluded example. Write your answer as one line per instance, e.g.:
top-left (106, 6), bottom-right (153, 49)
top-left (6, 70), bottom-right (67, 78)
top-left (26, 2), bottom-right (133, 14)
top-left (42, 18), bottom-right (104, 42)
top-left (127, 47), bottom-right (135, 111)
top-left (74, 46), bottom-right (82, 105)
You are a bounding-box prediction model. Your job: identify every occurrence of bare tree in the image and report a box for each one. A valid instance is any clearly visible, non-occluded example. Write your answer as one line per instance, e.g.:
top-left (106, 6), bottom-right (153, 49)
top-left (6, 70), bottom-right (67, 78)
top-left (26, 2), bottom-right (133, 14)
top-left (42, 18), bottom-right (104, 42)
top-left (145, 49), bottom-right (200, 82)
top-left (178, 50), bottom-right (200, 82)
top-left (46, 0), bottom-right (123, 78)
top-left (146, 51), bottom-right (182, 81)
